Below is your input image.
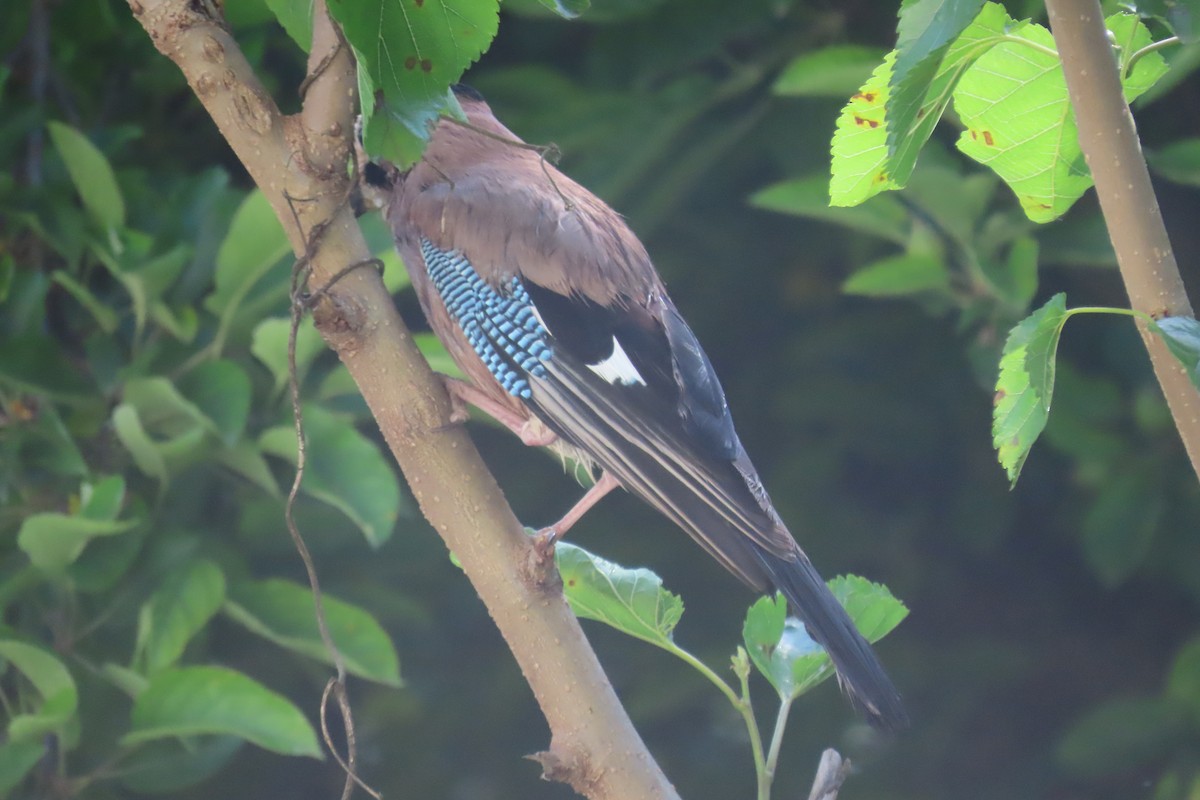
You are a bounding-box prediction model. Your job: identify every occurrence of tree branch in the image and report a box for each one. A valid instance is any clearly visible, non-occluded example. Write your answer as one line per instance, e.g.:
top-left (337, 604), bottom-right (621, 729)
top-left (126, 2), bottom-right (680, 797)
top-left (1045, 0), bottom-right (1200, 480)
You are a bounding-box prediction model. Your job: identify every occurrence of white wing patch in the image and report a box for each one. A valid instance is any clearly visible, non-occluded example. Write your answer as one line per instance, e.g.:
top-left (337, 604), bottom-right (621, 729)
top-left (588, 337), bottom-right (646, 386)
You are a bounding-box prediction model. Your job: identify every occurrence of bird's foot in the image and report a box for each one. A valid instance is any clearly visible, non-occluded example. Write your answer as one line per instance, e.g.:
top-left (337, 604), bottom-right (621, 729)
top-left (440, 376), bottom-right (558, 446)
top-left (515, 418), bottom-right (557, 448)
top-left (439, 376), bottom-right (472, 426)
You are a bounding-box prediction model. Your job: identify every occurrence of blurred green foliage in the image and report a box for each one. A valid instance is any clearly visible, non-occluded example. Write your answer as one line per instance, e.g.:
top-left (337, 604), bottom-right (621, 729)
top-left (3, 0), bottom-right (1200, 798)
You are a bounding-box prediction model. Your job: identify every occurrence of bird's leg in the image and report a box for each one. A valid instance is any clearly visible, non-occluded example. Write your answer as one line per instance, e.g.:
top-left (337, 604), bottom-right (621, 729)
top-left (533, 472), bottom-right (622, 557)
top-left (440, 377), bottom-right (558, 446)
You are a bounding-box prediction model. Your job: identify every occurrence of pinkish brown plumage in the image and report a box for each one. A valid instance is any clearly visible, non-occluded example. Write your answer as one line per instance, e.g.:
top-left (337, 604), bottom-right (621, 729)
top-left (369, 85), bottom-right (908, 730)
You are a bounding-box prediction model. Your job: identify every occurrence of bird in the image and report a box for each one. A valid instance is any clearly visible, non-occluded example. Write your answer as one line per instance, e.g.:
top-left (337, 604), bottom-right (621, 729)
top-left (364, 83), bottom-right (908, 731)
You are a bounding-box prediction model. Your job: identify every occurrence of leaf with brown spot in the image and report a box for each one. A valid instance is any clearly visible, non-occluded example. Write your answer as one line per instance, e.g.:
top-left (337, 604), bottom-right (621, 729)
top-left (954, 11), bottom-right (1168, 223)
top-left (993, 293), bottom-right (1069, 485)
top-left (330, 0), bottom-right (500, 166)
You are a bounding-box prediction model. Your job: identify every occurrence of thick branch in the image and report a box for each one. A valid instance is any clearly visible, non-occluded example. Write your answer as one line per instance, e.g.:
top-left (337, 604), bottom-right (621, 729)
top-left (1045, 0), bottom-right (1200, 480)
top-left (127, 2), bottom-right (679, 797)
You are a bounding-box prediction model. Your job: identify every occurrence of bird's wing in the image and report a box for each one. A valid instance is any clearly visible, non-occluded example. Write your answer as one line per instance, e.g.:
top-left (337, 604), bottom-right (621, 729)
top-left (398, 160), bottom-right (799, 569)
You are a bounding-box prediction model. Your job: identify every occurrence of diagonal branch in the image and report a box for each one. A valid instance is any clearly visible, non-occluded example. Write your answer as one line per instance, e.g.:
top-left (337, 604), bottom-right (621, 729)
top-left (1045, 0), bottom-right (1200, 480)
top-left (126, 1), bottom-right (680, 797)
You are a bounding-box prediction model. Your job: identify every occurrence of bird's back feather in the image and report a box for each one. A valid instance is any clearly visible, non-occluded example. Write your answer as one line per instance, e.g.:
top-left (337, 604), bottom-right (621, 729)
top-left (380, 90), bottom-right (908, 730)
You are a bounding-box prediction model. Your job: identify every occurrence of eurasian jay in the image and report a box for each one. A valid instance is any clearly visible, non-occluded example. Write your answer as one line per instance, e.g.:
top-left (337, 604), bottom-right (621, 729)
top-left (367, 84), bottom-right (907, 731)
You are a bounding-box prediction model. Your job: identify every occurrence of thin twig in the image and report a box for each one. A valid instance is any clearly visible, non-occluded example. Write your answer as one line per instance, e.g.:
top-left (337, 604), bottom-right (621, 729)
top-left (321, 678), bottom-right (384, 800)
top-left (283, 178), bottom-right (380, 800)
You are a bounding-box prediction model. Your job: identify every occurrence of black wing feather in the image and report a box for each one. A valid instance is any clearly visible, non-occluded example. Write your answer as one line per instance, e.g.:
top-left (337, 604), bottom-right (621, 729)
top-left (523, 282), bottom-right (908, 730)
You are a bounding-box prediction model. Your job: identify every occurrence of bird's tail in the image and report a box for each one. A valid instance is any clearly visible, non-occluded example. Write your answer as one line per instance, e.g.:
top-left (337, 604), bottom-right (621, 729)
top-left (756, 549), bottom-right (909, 731)
top-left (531, 356), bottom-right (907, 729)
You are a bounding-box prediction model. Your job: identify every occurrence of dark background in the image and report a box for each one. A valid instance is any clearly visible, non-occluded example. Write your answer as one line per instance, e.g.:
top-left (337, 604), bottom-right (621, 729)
top-left (3, 0), bottom-right (1200, 798)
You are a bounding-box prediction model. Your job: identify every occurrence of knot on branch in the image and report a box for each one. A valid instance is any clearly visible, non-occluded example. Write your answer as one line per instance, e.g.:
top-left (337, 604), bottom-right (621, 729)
top-left (527, 742), bottom-right (598, 794)
top-left (311, 289), bottom-right (370, 352)
top-left (520, 536), bottom-right (563, 598)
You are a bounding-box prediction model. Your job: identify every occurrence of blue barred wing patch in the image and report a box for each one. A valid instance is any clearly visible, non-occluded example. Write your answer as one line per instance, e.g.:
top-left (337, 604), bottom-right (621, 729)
top-left (421, 238), bottom-right (553, 398)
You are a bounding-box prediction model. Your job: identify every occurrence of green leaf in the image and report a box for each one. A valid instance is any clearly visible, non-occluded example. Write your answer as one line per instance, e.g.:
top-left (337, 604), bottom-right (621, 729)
top-left (213, 440), bottom-right (281, 497)
top-left (889, 1), bottom-right (1009, 192)
top-left (830, 51), bottom-right (898, 206)
top-left (123, 377), bottom-right (210, 435)
top-left (81, 474), bottom-right (126, 521)
top-left (176, 360), bottom-right (252, 445)
top-left (19, 403), bottom-right (88, 478)
top-left (112, 404), bottom-right (169, 484)
top-left (136, 560), bottom-right (227, 674)
top-left (1148, 138), bottom-right (1200, 186)
top-left (204, 189), bottom-right (291, 324)
top-left (1135, 0), bottom-right (1200, 42)
top-left (224, 578), bottom-right (401, 687)
top-left (0, 336), bottom-right (93, 399)
top-left (0, 742), bottom-right (46, 794)
top-left (70, 523), bottom-right (150, 594)
top-left (0, 641), bottom-right (78, 742)
top-left (749, 175), bottom-right (909, 244)
top-left (889, 0), bottom-right (987, 168)
top-left (151, 301), bottom-right (199, 342)
top-left (251, 317), bottom-right (327, 392)
top-left (113, 379), bottom-right (215, 478)
top-left (829, 2), bottom-right (1008, 207)
top-left (743, 577), bottom-right (908, 699)
top-left (330, 0), bottom-right (499, 166)
top-left (46, 121), bottom-right (126, 231)
top-left (1057, 696), bottom-right (1185, 779)
top-left (259, 405), bottom-right (401, 546)
top-left (992, 293), bottom-right (1069, 485)
top-left (842, 253), bottom-right (949, 297)
top-left (264, 0), bottom-right (313, 50)
top-left (1151, 315), bottom-right (1200, 389)
top-left (955, 13), bottom-right (1168, 222)
top-left (555, 542), bottom-right (684, 647)
top-left (124, 666), bottom-right (322, 758)
top-left (50, 270), bottom-right (119, 332)
top-left (18, 511), bottom-right (137, 571)
top-left (536, 0), bottom-right (589, 18)
top-left (774, 45), bottom-right (888, 97)
top-left (120, 736), bottom-right (243, 795)
top-left (1111, 12), bottom-right (1173, 95)
top-left (101, 662), bottom-right (150, 698)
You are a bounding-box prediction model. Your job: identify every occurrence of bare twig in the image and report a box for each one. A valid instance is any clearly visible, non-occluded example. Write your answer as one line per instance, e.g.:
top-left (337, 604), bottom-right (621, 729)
top-left (1046, 0), bottom-right (1200, 481)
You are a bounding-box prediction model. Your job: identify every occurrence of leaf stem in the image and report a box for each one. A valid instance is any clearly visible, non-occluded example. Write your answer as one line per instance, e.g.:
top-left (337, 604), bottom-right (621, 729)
top-left (761, 694), bottom-right (795, 800)
top-left (667, 645), bottom-right (742, 707)
top-left (1064, 305), bottom-right (1157, 326)
top-left (1000, 35), bottom-right (1059, 59)
top-left (1125, 35), bottom-right (1179, 77)
top-left (733, 655), bottom-right (770, 800)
